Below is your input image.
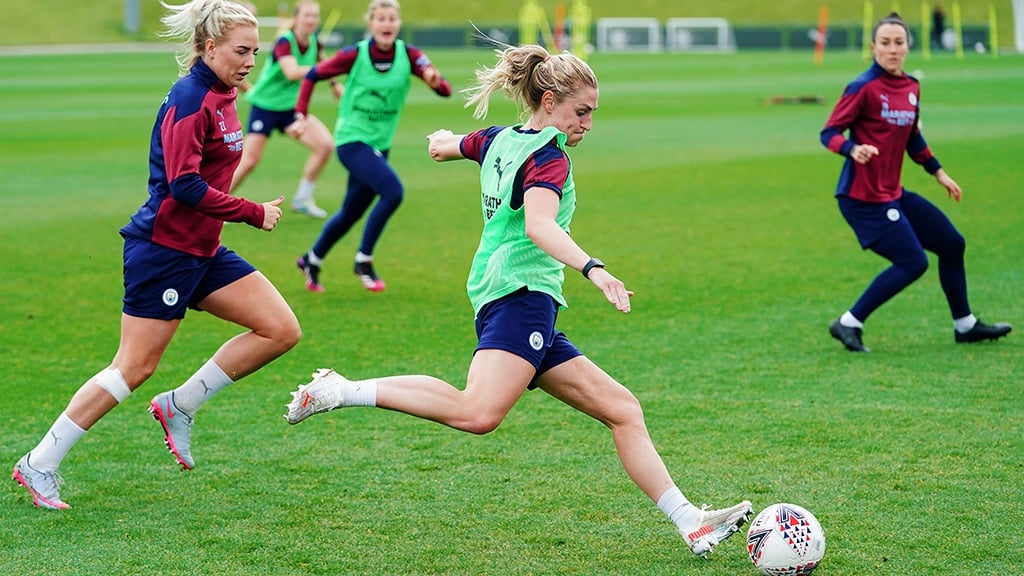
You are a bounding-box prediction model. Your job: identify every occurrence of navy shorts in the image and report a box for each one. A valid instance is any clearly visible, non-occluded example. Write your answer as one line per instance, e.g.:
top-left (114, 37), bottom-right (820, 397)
top-left (474, 288), bottom-right (583, 389)
top-left (838, 191), bottom-right (918, 249)
top-left (122, 237), bottom-right (257, 320)
top-left (246, 105), bottom-right (297, 136)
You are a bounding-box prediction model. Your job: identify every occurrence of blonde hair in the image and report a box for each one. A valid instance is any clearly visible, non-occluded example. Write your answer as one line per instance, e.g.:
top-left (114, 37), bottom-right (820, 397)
top-left (276, 1), bottom-right (320, 38)
top-left (159, 0), bottom-right (259, 76)
top-left (294, 0), bottom-right (320, 17)
top-left (364, 0), bottom-right (399, 22)
top-left (463, 44), bottom-right (598, 120)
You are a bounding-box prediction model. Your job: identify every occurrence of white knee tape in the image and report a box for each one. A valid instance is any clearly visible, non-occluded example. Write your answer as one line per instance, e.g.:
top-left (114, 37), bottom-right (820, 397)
top-left (94, 368), bottom-right (132, 403)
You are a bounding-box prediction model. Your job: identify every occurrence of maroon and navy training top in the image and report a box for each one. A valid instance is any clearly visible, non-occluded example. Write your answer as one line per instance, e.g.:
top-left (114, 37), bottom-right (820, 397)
top-left (122, 59), bottom-right (264, 258)
top-left (820, 61), bottom-right (942, 203)
top-left (271, 33), bottom-right (324, 64)
top-left (460, 126), bottom-right (570, 208)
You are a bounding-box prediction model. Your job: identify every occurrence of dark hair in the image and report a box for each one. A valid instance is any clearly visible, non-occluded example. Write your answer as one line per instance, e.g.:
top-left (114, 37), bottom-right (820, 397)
top-left (872, 12), bottom-right (910, 43)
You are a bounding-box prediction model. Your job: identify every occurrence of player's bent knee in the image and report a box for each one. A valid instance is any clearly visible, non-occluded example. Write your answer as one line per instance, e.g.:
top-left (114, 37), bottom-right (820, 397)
top-left (255, 315), bottom-right (302, 353)
top-left (904, 255), bottom-right (929, 279)
top-left (460, 413), bottom-right (504, 435)
top-left (117, 361), bottom-right (160, 389)
top-left (240, 153), bottom-right (262, 168)
top-left (274, 321), bottom-right (302, 352)
top-left (603, 390), bottom-right (645, 428)
top-left (945, 232), bottom-right (966, 257)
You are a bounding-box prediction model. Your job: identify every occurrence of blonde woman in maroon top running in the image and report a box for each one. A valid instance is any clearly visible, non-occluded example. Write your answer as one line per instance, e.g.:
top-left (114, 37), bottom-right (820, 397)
top-left (12, 0), bottom-right (300, 510)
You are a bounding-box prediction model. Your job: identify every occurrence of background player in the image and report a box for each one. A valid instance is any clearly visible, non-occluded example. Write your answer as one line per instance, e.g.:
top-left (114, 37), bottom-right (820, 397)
top-left (231, 0), bottom-right (342, 218)
top-left (292, 0), bottom-right (452, 292)
top-left (821, 12), bottom-right (1011, 352)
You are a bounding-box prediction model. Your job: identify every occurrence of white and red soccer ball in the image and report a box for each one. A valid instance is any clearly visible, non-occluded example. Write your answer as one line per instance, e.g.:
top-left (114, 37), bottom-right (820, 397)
top-left (746, 503), bottom-right (826, 576)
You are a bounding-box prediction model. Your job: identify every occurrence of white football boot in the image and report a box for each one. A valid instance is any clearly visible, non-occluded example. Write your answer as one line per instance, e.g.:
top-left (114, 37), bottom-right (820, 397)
top-left (682, 500), bottom-right (753, 558)
top-left (12, 454), bottom-right (70, 510)
top-left (284, 369), bottom-right (349, 424)
top-left (149, 391), bottom-right (195, 470)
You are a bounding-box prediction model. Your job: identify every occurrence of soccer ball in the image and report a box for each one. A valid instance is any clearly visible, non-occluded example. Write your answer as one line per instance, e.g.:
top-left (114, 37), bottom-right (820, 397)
top-left (746, 503), bottom-right (826, 576)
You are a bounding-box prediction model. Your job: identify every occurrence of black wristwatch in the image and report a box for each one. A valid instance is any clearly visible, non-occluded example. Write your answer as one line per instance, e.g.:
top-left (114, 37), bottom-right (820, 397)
top-left (582, 257), bottom-right (605, 279)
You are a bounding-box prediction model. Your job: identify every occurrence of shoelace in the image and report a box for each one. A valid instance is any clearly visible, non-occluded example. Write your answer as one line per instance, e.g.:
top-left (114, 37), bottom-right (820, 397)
top-left (33, 467), bottom-right (65, 496)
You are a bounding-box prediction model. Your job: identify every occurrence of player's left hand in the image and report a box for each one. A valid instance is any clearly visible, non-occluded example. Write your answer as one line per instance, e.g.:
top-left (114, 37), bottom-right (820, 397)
top-left (261, 196), bottom-right (285, 231)
top-left (422, 66), bottom-right (438, 87)
top-left (935, 168), bottom-right (962, 202)
top-left (285, 119), bottom-right (305, 138)
top-left (589, 268), bottom-right (633, 313)
top-left (285, 112), bottom-right (308, 138)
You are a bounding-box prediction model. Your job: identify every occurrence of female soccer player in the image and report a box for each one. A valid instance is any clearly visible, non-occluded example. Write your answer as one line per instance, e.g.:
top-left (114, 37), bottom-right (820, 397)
top-left (231, 0), bottom-right (341, 219)
top-left (284, 42), bottom-right (752, 558)
top-left (12, 0), bottom-right (300, 510)
top-left (821, 12), bottom-right (1011, 352)
top-left (292, 0), bottom-right (452, 292)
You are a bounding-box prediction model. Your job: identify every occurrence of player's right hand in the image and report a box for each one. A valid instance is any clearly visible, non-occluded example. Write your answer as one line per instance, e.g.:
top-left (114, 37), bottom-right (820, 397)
top-left (426, 129), bottom-right (455, 161)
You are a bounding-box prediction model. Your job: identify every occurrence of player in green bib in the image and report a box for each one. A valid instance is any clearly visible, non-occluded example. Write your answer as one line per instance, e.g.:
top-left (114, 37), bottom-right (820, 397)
top-left (292, 0), bottom-right (452, 292)
top-left (284, 43), bottom-right (753, 560)
top-left (231, 1), bottom-right (341, 218)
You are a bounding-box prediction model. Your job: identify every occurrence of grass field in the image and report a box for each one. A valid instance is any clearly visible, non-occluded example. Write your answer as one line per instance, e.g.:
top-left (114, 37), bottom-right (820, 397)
top-left (1, 48), bottom-right (1022, 575)
top-left (2, 0), bottom-right (1013, 47)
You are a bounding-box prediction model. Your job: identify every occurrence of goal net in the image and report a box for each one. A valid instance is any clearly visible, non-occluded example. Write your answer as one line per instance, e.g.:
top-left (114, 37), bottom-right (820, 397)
top-left (665, 18), bottom-right (736, 52)
top-left (595, 17), bottom-right (735, 53)
top-left (596, 18), bottom-right (662, 52)
top-left (1015, 0), bottom-right (1024, 53)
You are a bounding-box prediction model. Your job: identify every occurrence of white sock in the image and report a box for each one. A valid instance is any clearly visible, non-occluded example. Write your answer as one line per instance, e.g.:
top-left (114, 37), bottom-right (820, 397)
top-left (170, 359), bottom-right (234, 416)
top-left (294, 178), bottom-right (315, 202)
top-left (954, 314), bottom-right (977, 333)
top-left (840, 311), bottom-right (864, 329)
top-left (307, 250), bottom-right (324, 266)
top-left (29, 412), bottom-right (87, 471)
top-left (343, 378), bottom-right (378, 407)
top-left (355, 251), bottom-right (373, 264)
top-left (657, 486), bottom-right (701, 533)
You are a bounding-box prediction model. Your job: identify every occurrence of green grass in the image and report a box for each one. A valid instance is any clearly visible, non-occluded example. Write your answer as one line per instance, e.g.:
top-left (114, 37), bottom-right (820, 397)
top-left (2, 0), bottom-right (1013, 47)
top-left (1, 49), bottom-right (1023, 575)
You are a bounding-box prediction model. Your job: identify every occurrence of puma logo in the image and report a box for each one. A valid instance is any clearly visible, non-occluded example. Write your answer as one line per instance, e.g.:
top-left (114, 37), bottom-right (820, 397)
top-left (493, 156), bottom-right (513, 193)
top-left (493, 156), bottom-right (513, 180)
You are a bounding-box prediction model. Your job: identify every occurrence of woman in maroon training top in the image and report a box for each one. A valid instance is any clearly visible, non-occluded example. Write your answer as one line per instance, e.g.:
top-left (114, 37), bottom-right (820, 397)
top-left (12, 0), bottom-right (300, 510)
top-left (820, 12), bottom-right (1010, 352)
